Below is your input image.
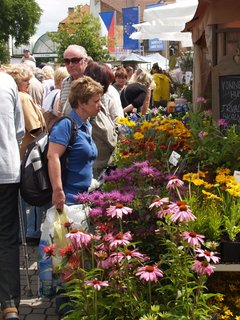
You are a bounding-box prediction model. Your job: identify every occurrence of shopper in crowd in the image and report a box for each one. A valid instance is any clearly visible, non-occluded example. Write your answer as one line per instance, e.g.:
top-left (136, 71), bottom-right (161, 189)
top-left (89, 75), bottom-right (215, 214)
top-left (112, 66), bottom-right (128, 95)
top-left (60, 44), bottom-right (88, 115)
top-left (21, 48), bottom-right (36, 65)
top-left (0, 71), bottom-right (25, 320)
top-left (84, 61), bottom-right (119, 178)
top-left (121, 68), bottom-right (153, 115)
top-left (42, 67), bottom-right (69, 125)
top-left (151, 63), bottom-right (171, 108)
top-left (47, 76), bottom-right (103, 211)
top-left (42, 65), bottom-right (55, 99)
top-left (7, 65), bottom-right (46, 244)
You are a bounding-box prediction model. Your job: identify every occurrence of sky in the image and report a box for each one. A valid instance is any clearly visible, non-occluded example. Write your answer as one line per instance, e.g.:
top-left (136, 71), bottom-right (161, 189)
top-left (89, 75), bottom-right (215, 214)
top-left (32, 0), bottom-right (90, 42)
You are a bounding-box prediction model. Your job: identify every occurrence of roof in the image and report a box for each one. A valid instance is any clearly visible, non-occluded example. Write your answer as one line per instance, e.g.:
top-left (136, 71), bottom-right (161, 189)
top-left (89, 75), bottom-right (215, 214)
top-left (59, 4), bottom-right (90, 26)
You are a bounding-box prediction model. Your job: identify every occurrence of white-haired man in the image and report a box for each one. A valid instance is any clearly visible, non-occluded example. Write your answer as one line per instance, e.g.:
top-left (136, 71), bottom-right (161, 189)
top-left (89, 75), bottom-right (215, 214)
top-left (60, 45), bottom-right (88, 115)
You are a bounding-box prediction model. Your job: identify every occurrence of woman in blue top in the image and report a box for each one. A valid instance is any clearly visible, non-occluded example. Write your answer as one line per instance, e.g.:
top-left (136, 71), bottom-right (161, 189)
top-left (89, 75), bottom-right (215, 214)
top-left (47, 76), bottom-right (103, 211)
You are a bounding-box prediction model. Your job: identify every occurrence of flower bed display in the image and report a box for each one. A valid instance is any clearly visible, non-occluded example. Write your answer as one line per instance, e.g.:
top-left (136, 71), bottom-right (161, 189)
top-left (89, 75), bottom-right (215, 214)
top-left (42, 104), bottom-right (240, 319)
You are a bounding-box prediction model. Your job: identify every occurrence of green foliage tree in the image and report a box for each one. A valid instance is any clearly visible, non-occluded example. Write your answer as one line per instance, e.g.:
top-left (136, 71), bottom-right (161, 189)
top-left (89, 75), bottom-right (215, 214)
top-left (0, 40), bottom-right (10, 64)
top-left (0, 0), bottom-right (42, 46)
top-left (50, 7), bottom-right (111, 62)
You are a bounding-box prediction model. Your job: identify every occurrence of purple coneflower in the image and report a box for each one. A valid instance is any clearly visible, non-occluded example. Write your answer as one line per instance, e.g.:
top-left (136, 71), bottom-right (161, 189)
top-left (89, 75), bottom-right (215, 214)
top-left (166, 176), bottom-right (184, 190)
top-left (182, 231), bottom-right (205, 247)
top-left (169, 201), bottom-right (196, 223)
top-left (149, 197), bottom-right (169, 210)
top-left (194, 248), bottom-right (220, 264)
top-left (85, 278), bottom-right (109, 291)
top-left (105, 231), bottom-right (132, 249)
top-left (106, 203), bottom-right (133, 219)
top-left (136, 265), bottom-right (163, 282)
top-left (192, 260), bottom-right (215, 276)
top-left (66, 230), bottom-right (92, 249)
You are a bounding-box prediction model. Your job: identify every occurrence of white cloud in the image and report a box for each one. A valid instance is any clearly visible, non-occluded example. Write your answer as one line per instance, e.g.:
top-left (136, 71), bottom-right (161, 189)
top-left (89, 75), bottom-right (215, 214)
top-left (32, 0), bottom-right (89, 42)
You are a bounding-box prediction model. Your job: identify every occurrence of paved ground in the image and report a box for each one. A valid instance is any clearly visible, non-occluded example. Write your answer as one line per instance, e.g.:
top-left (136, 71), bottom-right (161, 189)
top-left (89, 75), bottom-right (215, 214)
top-left (19, 243), bottom-right (59, 320)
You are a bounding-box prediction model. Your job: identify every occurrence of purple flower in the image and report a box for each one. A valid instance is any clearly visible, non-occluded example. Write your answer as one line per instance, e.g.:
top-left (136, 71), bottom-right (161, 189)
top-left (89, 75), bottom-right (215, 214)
top-left (89, 207), bottom-right (103, 218)
top-left (104, 231), bottom-right (132, 249)
top-left (166, 176), bottom-right (184, 190)
top-left (106, 203), bottom-right (133, 219)
top-left (66, 230), bottom-right (92, 249)
top-left (192, 260), bottom-right (215, 276)
top-left (136, 265), bottom-right (163, 282)
top-left (149, 197), bottom-right (169, 210)
top-left (85, 278), bottom-right (109, 291)
top-left (169, 201), bottom-right (196, 223)
top-left (182, 231), bottom-right (205, 247)
top-left (194, 248), bottom-right (220, 264)
top-left (218, 118), bottom-right (228, 127)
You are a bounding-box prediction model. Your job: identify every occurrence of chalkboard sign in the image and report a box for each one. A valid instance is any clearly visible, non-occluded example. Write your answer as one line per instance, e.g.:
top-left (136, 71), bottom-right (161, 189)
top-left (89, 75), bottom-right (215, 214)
top-left (219, 75), bottom-right (240, 127)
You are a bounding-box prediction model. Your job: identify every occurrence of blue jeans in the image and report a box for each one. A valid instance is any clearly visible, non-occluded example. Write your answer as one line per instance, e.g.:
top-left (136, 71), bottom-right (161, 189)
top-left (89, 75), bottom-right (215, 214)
top-left (26, 203), bottom-right (51, 239)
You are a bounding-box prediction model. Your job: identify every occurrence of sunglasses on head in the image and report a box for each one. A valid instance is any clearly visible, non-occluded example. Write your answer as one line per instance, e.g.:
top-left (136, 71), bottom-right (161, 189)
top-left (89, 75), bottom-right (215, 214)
top-left (63, 57), bottom-right (83, 65)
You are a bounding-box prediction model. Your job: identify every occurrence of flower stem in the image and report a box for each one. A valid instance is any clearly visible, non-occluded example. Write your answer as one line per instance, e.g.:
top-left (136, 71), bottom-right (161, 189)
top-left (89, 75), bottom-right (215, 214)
top-left (148, 281), bottom-right (152, 306)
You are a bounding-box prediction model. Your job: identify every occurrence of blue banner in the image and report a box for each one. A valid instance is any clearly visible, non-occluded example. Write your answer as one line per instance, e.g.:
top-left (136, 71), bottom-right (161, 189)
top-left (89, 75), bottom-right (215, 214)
top-left (122, 6), bottom-right (139, 50)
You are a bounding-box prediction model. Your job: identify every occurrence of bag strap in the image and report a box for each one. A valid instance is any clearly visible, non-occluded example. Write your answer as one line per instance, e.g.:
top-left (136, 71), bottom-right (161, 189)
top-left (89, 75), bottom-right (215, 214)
top-left (50, 91), bottom-right (59, 112)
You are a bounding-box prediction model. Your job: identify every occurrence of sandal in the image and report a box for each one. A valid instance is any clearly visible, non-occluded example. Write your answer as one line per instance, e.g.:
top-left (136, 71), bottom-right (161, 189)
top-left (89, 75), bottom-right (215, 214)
top-left (2, 308), bottom-right (19, 320)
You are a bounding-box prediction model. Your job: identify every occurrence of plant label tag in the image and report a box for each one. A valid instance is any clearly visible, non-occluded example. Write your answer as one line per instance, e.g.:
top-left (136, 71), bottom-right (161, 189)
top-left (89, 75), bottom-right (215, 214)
top-left (169, 151), bottom-right (181, 166)
top-left (234, 170), bottom-right (240, 183)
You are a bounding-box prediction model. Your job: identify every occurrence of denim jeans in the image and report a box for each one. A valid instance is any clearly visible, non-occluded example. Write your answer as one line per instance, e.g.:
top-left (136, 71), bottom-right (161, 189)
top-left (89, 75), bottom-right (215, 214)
top-left (26, 203), bottom-right (52, 239)
top-left (0, 183), bottom-right (20, 309)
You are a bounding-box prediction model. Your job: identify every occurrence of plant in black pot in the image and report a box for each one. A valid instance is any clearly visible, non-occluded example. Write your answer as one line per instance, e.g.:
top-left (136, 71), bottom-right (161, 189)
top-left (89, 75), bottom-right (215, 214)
top-left (221, 199), bottom-right (240, 263)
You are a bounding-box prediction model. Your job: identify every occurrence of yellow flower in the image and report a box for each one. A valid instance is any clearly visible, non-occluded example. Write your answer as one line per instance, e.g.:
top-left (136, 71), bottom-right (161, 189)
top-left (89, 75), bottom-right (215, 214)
top-left (216, 168), bottom-right (231, 175)
top-left (117, 117), bottom-right (137, 127)
top-left (191, 178), bottom-right (205, 186)
top-left (133, 132), bottom-right (144, 140)
top-left (202, 190), bottom-right (223, 201)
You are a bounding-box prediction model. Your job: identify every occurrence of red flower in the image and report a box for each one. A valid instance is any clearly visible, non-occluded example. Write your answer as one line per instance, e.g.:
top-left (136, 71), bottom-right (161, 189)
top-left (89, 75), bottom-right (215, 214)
top-left (43, 244), bottom-right (56, 258)
top-left (60, 245), bottom-right (74, 257)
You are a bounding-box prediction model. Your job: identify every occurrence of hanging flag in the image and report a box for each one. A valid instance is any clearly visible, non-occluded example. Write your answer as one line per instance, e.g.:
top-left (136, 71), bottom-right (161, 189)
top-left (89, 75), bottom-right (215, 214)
top-left (122, 6), bottom-right (139, 50)
top-left (99, 11), bottom-right (115, 52)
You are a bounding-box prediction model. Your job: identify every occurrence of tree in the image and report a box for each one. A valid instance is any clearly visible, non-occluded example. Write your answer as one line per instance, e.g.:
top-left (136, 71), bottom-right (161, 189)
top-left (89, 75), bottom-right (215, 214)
top-left (0, 0), bottom-right (42, 46)
top-left (50, 7), bottom-right (111, 62)
top-left (0, 40), bottom-right (10, 64)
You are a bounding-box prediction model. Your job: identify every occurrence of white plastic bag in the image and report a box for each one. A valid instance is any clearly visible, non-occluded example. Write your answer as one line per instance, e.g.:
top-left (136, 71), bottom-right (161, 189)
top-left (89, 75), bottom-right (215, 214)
top-left (40, 204), bottom-right (89, 244)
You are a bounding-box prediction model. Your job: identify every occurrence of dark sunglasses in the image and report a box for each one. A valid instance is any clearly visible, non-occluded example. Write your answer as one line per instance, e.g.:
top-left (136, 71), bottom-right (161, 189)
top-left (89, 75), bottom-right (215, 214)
top-left (64, 57), bottom-right (83, 65)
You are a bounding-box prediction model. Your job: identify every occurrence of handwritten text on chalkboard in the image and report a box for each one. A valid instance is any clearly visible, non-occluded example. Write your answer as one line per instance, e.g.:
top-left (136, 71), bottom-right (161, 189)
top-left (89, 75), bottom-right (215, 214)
top-left (219, 75), bottom-right (240, 125)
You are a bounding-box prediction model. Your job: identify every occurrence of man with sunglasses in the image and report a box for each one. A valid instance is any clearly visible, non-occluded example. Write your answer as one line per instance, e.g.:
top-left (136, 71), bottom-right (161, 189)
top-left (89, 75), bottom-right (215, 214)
top-left (60, 44), bottom-right (88, 115)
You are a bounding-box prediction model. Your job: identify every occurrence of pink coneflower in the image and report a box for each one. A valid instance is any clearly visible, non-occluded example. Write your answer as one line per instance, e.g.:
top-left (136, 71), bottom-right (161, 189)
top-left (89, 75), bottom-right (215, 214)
top-left (182, 231), bottom-right (205, 247)
top-left (66, 230), bottom-right (92, 249)
top-left (194, 248), bottom-right (220, 264)
top-left (105, 231), bottom-right (132, 249)
top-left (166, 176), bottom-right (184, 190)
top-left (85, 278), bottom-right (109, 291)
top-left (136, 265), bottom-right (163, 282)
top-left (157, 204), bottom-right (172, 218)
top-left (106, 203), bottom-right (133, 219)
top-left (149, 197), bottom-right (169, 210)
top-left (43, 244), bottom-right (56, 258)
top-left (110, 249), bottom-right (146, 263)
top-left (169, 201), bottom-right (196, 223)
top-left (192, 260), bottom-right (215, 276)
